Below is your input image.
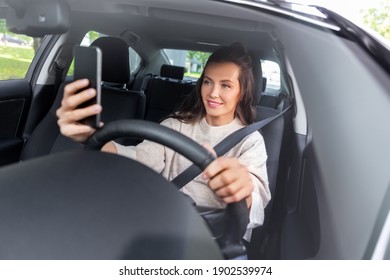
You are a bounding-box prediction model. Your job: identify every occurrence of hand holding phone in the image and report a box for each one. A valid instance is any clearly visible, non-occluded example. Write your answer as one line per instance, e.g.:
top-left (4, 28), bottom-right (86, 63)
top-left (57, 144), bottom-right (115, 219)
top-left (73, 45), bottom-right (102, 128)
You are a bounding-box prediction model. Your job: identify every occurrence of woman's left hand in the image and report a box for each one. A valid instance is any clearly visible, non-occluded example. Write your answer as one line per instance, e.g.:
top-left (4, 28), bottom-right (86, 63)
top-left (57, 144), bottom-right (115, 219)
top-left (203, 157), bottom-right (254, 208)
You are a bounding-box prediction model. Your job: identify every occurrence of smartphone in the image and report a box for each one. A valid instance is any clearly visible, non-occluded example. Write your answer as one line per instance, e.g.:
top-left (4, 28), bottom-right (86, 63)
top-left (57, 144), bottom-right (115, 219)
top-left (73, 45), bottom-right (102, 128)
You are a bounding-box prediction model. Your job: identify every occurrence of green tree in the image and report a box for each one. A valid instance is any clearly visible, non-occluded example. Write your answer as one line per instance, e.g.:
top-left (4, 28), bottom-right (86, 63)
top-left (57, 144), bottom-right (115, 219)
top-left (197, 52), bottom-right (211, 68)
top-left (187, 51), bottom-right (211, 73)
top-left (187, 50), bottom-right (196, 62)
top-left (361, 0), bottom-right (390, 40)
top-left (88, 31), bottom-right (101, 42)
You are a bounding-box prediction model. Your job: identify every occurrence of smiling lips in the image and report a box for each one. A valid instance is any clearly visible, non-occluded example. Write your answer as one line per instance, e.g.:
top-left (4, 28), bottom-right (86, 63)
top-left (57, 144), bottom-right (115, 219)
top-left (207, 100), bottom-right (223, 108)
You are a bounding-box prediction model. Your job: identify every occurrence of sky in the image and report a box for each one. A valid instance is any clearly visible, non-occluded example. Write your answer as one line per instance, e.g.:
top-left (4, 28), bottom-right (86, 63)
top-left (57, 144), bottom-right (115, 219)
top-left (291, 0), bottom-right (384, 24)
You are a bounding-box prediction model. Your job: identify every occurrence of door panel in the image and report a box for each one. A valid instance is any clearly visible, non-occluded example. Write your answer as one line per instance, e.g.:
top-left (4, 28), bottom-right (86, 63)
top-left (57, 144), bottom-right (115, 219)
top-left (0, 79), bottom-right (31, 165)
top-left (280, 136), bottom-right (321, 259)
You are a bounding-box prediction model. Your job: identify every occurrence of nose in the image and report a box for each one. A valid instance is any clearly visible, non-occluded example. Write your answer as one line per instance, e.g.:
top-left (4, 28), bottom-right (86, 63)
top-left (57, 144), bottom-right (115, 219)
top-left (209, 85), bottom-right (219, 98)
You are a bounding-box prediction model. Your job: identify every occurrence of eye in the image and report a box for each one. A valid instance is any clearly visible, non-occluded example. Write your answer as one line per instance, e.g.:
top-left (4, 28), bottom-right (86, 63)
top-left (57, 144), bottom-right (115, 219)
top-left (221, 83), bottom-right (231, 89)
top-left (203, 79), bottom-right (212, 86)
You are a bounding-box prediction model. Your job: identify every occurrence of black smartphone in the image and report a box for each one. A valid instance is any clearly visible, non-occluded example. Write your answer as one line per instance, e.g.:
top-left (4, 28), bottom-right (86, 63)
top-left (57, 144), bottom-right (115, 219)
top-left (73, 45), bottom-right (102, 128)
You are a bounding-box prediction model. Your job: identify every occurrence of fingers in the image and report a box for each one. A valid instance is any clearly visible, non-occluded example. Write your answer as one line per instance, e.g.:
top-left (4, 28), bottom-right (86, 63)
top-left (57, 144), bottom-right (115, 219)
top-left (62, 79), bottom-right (90, 99)
top-left (58, 122), bottom-right (96, 142)
top-left (61, 81), bottom-right (96, 111)
top-left (56, 79), bottom-right (101, 143)
top-left (203, 157), bottom-right (254, 204)
top-left (57, 103), bottom-right (101, 124)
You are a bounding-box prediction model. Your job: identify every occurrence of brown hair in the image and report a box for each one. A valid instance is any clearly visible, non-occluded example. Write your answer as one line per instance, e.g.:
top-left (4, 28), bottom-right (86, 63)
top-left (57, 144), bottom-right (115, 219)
top-left (172, 42), bottom-right (256, 125)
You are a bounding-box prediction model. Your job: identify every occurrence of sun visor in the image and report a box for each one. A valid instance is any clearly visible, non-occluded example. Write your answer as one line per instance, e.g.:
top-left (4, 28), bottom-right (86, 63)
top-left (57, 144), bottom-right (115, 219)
top-left (5, 0), bottom-right (70, 36)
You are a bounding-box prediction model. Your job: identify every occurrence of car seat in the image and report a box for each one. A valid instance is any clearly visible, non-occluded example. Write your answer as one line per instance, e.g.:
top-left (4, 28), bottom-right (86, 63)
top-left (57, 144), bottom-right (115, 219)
top-left (143, 64), bottom-right (195, 123)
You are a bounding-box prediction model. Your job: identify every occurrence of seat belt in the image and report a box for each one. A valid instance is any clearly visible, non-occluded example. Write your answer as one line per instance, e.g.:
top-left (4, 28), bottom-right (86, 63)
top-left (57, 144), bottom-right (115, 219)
top-left (50, 58), bottom-right (67, 108)
top-left (172, 104), bottom-right (292, 189)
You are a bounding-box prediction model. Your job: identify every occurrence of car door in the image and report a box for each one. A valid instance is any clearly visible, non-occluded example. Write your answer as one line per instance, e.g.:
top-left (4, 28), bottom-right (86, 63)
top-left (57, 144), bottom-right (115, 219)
top-left (0, 16), bottom-right (35, 166)
top-left (0, 15), bottom-right (59, 166)
top-left (0, 79), bottom-right (30, 166)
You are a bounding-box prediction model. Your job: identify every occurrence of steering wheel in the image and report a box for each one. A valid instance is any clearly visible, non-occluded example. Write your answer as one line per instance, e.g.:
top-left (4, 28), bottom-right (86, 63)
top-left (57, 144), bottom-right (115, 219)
top-left (85, 119), bottom-right (249, 259)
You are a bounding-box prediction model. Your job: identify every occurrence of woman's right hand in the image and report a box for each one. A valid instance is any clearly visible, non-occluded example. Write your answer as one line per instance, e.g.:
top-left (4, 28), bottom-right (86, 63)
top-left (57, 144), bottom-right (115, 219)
top-left (56, 79), bottom-right (102, 143)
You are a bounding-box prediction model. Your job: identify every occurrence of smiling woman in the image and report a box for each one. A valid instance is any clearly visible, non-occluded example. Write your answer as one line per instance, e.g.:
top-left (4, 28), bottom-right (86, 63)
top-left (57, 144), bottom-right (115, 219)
top-left (56, 43), bottom-right (270, 253)
top-left (201, 62), bottom-right (242, 126)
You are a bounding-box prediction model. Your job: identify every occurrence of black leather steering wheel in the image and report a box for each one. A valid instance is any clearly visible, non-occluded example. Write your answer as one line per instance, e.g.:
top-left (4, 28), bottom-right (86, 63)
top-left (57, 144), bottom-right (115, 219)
top-left (85, 119), bottom-right (215, 170)
top-left (85, 119), bottom-right (249, 259)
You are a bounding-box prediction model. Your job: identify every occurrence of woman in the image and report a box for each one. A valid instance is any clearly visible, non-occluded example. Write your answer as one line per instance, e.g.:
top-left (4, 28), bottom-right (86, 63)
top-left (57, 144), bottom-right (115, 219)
top-left (57, 42), bottom-right (270, 241)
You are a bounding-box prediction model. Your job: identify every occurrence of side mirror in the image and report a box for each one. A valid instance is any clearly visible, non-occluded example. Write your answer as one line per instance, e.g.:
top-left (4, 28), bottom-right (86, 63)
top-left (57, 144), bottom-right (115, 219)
top-left (5, 0), bottom-right (70, 37)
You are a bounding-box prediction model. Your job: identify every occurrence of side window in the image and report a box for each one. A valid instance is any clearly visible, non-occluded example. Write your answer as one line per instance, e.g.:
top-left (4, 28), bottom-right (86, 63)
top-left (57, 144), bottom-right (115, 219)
top-left (129, 48), bottom-right (142, 73)
top-left (67, 31), bottom-right (142, 77)
top-left (0, 19), bottom-right (41, 80)
top-left (261, 60), bottom-right (281, 92)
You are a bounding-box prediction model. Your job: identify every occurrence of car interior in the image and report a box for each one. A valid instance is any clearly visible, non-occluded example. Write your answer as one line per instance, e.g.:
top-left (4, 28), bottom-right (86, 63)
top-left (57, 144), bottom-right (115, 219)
top-left (0, 0), bottom-right (389, 260)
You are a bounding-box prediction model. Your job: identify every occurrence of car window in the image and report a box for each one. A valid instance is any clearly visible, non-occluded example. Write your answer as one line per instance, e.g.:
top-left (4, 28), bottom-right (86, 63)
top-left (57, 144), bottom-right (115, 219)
top-left (261, 59), bottom-right (281, 91)
top-left (385, 242), bottom-right (390, 259)
top-left (0, 19), bottom-right (41, 80)
top-left (129, 48), bottom-right (142, 73)
top-left (67, 31), bottom-right (142, 76)
top-left (163, 49), bottom-right (211, 81)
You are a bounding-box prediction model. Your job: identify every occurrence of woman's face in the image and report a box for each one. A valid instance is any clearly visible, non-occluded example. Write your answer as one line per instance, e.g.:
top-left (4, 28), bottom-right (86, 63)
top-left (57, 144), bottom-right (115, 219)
top-left (201, 62), bottom-right (241, 126)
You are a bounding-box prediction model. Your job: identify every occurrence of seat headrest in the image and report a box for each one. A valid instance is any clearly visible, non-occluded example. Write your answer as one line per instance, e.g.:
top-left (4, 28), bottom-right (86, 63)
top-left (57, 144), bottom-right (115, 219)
top-left (160, 64), bottom-right (185, 80)
top-left (90, 37), bottom-right (130, 84)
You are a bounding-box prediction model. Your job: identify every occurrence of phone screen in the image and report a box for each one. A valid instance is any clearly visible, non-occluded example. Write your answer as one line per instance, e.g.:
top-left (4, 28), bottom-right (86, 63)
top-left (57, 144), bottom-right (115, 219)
top-left (73, 45), bottom-right (102, 128)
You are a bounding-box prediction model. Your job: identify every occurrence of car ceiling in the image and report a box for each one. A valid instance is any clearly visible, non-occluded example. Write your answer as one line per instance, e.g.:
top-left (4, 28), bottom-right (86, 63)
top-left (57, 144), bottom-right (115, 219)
top-left (62, 0), bottom-right (279, 60)
top-left (0, 0), bottom-right (338, 61)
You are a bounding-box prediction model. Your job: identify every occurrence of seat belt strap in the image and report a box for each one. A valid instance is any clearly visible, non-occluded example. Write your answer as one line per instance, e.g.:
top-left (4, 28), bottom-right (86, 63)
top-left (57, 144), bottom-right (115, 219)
top-left (51, 59), bottom-right (66, 107)
top-left (171, 105), bottom-right (292, 189)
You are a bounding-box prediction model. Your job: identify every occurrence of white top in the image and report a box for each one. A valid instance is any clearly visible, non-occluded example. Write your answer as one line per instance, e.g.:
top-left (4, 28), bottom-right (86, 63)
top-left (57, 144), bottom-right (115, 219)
top-left (114, 117), bottom-right (270, 241)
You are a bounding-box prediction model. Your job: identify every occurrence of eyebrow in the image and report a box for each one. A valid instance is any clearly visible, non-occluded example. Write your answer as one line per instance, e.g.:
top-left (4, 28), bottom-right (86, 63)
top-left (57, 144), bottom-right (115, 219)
top-left (204, 75), bottom-right (234, 83)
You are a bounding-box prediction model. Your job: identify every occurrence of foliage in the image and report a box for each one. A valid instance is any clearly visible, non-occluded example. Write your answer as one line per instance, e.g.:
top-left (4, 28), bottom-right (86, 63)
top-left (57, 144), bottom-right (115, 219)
top-left (361, 0), bottom-right (390, 40)
top-left (0, 45), bottom-right (35, 79)
top-left (187, 51), bottom-right (211, 70)
top-left (88, 31), bottom-right (101, 42)
top-left (0, 19), bottom-right (32, 40)
top-left (0, 19), bottom-right (6, 34)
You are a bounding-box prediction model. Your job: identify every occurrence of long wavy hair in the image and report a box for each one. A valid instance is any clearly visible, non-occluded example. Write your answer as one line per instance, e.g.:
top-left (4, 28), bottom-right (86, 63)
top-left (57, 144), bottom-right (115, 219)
top-left (172, 42), bottom-right (256, 125)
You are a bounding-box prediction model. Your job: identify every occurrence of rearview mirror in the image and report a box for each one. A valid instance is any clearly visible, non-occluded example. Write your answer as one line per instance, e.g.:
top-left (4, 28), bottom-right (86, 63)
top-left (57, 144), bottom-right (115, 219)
top-left (5, 0), bottom-right (70, 37)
